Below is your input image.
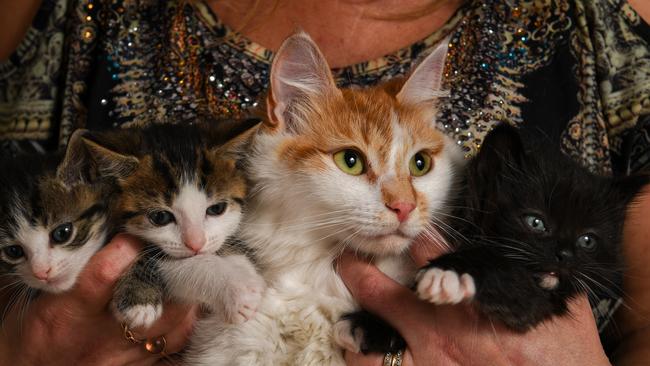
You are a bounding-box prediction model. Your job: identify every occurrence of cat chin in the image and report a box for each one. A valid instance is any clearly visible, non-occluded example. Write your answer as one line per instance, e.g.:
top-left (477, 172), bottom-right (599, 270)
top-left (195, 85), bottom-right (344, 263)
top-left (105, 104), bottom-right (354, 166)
top-left (347, 233), bottom-right (412, 257)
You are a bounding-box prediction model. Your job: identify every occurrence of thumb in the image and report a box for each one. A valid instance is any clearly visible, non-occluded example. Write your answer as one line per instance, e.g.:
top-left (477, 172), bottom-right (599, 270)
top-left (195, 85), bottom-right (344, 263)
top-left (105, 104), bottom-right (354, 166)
top-left (336, 252), bottom-right (434, 339)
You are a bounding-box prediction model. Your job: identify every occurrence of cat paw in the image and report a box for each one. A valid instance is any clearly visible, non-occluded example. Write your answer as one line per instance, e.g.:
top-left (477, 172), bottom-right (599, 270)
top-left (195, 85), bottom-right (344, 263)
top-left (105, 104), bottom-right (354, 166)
top-left (223, 275), bottom-right (266, 324)
top-left (115, 303), bottom-right (164, 330)
top-left (416, 268), bottom-right (476, 304)
top-left (333, 319), bottom-right (363, 353)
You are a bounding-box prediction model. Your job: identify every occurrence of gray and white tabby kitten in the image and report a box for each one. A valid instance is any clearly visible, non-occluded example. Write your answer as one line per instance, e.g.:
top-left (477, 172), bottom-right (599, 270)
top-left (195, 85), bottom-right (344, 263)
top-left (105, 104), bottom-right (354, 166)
top-left (0, 135), bottom-right (116, 298)
top-left (73, 120), bottom-right (266, 329)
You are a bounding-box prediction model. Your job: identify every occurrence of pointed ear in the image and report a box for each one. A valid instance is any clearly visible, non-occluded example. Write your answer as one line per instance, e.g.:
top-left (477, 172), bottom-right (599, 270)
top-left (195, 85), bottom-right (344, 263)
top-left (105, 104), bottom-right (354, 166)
top-left (397, 34), bottom-right (451, 106)
top-left (57, 129), bottom-right (92, 185)
top-left (473, 124), bottom-right (526, 179)
top-left (81, 135), bottom-right (140, 180)
top-left (267, 31), bottom-right (340, 132)
top-left (58, 129), bottom-right (140, 184)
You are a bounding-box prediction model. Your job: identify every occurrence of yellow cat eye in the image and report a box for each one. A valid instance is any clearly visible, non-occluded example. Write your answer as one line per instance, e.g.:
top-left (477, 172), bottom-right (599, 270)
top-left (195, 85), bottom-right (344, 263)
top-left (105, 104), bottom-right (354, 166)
top-left (333, 149), bottom-right (365, 176)
top-left (409, 151), bottom-right (432, 177)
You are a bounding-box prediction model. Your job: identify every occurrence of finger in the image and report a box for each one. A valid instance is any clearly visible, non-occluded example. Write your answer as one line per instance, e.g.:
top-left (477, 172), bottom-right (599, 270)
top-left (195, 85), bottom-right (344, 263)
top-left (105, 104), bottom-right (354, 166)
top-left (344, 349), bottom-right (414, 366)
top-left (337, 252), bottom-right (434, 337)
top-left (410, 235), bottom-right (450, 267)
top-left (134, 303), bottom-right (198, 345)
top-left (69, 234), bottom-right (142, 313)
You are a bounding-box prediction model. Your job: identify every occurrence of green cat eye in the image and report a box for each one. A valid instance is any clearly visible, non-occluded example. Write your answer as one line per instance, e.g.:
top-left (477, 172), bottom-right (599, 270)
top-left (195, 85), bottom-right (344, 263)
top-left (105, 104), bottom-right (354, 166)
top-left (3, 245), bottom-right (25, 260)
top-left (333, 149), bottom-right (365, 176)
top-left (409, 152), bottom-right (432, 177)
top-left (524, 215), bottom-right (547, 232)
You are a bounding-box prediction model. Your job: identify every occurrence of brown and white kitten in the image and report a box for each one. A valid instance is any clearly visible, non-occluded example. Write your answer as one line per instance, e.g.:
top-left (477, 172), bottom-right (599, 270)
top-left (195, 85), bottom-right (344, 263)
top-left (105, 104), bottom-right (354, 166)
top-left (74, 120), bottom-right (266, 329)
top-left (185, 32), bottom-right (462, 365)
top-left (0, 136), bottom-right (115, 300)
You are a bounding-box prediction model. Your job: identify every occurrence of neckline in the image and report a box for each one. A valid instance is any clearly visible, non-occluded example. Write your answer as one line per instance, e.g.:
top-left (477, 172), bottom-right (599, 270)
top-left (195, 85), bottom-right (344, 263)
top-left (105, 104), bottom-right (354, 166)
top-left (193, 1), bottom-right (466, 77)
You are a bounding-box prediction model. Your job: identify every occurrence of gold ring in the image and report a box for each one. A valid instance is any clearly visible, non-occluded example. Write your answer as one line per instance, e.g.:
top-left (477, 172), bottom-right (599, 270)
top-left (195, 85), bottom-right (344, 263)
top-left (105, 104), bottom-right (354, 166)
top-left (383, 349), bottom-right (403, 366)
top-left (122, 323), bottom-right (167, 355)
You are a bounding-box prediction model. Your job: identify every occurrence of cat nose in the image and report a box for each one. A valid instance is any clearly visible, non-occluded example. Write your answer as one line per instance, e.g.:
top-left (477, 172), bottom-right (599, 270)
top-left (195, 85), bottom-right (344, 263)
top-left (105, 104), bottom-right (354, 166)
top-left (386, 202), bottom-right (416, 223)
top-left (183, 232), bottom-right (206, 254)
top-left (556, 249), bottom-right (573, 263)
top-left (33, 267), bottom-right (51, 281)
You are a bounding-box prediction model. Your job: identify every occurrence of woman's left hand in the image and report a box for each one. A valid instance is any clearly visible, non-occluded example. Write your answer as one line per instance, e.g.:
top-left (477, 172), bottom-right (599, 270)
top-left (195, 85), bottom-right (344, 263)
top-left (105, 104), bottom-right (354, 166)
top-left (338, 243), bottom-right (611, 366)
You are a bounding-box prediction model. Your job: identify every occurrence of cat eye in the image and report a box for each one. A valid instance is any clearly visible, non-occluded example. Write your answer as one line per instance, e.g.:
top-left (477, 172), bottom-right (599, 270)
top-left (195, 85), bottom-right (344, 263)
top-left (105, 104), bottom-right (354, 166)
top-left (523, 215), bottom-right (547, 232)
top-left (409, 151), bottom-right (432, 177)
top-left (333, 149), bottom-right (365, 176)
top-left (576, 234), bottom-right (597, 252)
top-left (207, 202), bottom-right (228, 216)
top-left (148, 210), bottom-right (175, 226)
top-left (51, 223), bottom-right (74, 244)
top-left (3, 245), bottom-right (25, 260)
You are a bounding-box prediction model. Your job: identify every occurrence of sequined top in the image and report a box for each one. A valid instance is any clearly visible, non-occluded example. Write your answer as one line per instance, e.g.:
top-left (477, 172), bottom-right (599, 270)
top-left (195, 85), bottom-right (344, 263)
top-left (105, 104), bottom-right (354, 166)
top-left (1, 0), bottom-right (649, 344)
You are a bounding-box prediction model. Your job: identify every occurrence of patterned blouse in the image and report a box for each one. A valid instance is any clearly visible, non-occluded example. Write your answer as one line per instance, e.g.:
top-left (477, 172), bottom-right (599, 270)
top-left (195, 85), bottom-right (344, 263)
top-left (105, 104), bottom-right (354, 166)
top-left (1, 0), bottom-right (649, 349)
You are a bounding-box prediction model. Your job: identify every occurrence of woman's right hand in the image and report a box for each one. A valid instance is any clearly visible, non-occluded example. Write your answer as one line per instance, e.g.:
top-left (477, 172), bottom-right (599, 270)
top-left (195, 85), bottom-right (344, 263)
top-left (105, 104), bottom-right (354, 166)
top-left (0, 234), bottom-right (197, 366)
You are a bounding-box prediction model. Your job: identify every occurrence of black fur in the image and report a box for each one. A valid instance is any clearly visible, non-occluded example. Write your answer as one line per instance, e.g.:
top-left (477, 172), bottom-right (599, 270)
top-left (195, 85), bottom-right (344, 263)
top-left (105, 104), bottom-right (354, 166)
top-left (343, 124), bottom-right (649, 353)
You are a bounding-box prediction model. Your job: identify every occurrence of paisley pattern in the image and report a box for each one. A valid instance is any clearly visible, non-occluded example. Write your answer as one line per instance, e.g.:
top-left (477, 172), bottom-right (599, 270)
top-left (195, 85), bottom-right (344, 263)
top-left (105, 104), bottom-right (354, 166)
top-left (0, 0), bottom-right (649, 333)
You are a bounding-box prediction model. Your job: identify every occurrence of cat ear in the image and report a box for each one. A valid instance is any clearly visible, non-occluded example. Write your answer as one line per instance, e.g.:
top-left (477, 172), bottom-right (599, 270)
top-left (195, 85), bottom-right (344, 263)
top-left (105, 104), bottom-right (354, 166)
top-left (396, 34), bottom-right (451, 106)
top-left (57, 129), bottom-right (92, 185)
top-left (58, 129), bottom-right (139, 184)
top-left (267, 31), bottom-right (340, 132)
top-left (473, 123), bottom-right (526, 176)
top-left (80, 134), bottom-right (140, 180)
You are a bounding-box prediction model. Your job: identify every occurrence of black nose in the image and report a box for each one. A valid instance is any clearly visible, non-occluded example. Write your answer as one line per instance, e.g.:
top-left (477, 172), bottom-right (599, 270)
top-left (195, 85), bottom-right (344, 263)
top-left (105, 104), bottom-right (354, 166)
top-left (556, 249), bottom-right (573, 262)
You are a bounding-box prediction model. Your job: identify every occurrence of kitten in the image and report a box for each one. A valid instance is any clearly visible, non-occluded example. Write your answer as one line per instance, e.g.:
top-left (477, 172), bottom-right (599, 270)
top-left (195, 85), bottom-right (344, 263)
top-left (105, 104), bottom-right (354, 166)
top-left (415, 124), bottom-right (648, 331)
top-left (185, 32), bottom-right (462, 365)
top-left (0, 136), bottom-right (115, 298)
top-left (74, 119), bottom-right (266, 329)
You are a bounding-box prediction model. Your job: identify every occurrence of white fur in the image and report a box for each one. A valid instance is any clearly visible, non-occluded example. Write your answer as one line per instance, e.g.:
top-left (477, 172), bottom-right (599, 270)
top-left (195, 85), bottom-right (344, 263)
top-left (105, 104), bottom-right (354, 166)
top-left (116, 303), bottom-right (163, 329)
top-left (126, 182), bottom-right (241, 258)
top-left (185, 32), bottom-right (460, 365)
top-left (123, 181), bottom-right (265, 327)
top-left (416, 268), bottom-right (476, 304)
top-left (185, 124), bottom-right (462, 366)
top-left (160, 253), bottom-right (265, 324)
top-left (7, 215), bottom-right (106, 294)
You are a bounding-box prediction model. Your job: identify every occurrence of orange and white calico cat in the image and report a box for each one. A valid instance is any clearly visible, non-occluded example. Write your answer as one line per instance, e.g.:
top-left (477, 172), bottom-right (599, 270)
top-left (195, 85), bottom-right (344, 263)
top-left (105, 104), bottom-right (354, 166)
top-left (185, 32), bottom-right (462, 366)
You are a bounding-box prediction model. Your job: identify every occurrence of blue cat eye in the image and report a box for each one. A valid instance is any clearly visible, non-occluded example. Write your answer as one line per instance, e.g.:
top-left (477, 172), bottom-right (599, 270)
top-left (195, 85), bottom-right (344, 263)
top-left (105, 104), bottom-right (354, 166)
top-left (207, 202), bottom-right (228, 216)
top-left (148, 210), bottom-right (175, 226)
top-left (576, 234), bottom-right (597, 251)
top-left (3, 245), bottom-right (25, 260)
top-left (51, 223), bottom-right (73, 244)
top-left (523, 215), bottom-right (547, 232)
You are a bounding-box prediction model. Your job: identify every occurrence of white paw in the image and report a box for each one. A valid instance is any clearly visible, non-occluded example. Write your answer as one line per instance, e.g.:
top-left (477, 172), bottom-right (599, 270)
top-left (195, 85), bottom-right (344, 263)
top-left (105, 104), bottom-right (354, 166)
top-left (116, 304), bottom-right (163, 330)
top-left (416, 268), bottom-right (476, 304)
top-left (224, 274), bottom-right (266, 325)
top-left (333, 319), bottom-right (362, 353)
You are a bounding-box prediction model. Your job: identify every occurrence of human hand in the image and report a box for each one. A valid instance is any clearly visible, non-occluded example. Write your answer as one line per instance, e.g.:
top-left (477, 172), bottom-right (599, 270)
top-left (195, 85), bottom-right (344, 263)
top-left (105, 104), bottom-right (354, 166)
top-left (338, 243), bottom-right (611, 366)
top-left (0, 234), bottom-right (197, 366)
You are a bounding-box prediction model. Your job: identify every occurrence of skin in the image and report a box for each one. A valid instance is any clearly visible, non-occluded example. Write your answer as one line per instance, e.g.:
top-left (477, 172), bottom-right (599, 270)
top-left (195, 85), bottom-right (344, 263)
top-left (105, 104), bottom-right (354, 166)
top-left (0, 235), bottom-right (196, 365)
top-left (0, 0), bottom-right (648, 364)
top-left (338, 244), bottom-right (612, 366)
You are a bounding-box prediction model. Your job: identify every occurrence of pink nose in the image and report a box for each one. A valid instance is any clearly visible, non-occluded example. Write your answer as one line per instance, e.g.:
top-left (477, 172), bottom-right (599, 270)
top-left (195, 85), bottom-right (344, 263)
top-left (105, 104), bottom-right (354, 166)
top-left (183, 233), bottom-right (206, 254)
top-left (33, 268), bottom-right (51, 281)
top-left (386, 202), bottom-right (416, 222)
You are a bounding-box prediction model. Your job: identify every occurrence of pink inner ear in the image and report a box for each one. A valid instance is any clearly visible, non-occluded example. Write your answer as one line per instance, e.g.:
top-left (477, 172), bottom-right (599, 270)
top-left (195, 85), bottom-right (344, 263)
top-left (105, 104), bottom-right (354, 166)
top-left (397, 34), bottom-right (451, 106)
top-left (268, 31), bottom-right (340, 131)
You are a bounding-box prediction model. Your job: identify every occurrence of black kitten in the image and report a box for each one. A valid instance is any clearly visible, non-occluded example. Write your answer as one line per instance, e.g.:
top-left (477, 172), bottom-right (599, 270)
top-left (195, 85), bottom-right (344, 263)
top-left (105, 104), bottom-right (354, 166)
top-left (343, 124), bottom-right (648, 353)
top-left (415, 124), bottom-right (648, 331)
